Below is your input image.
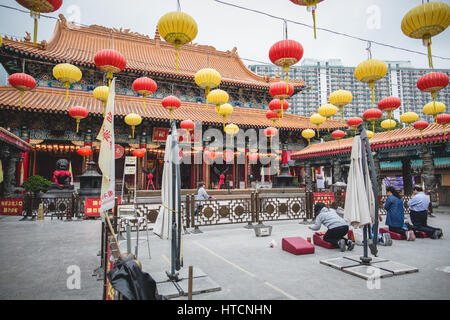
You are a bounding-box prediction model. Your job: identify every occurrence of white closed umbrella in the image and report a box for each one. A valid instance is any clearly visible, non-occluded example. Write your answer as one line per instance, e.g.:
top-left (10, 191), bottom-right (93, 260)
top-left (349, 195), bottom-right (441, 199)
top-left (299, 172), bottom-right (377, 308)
top-left (344, 135), bottom-right (372, 228)
top-left (154, 131), bottom-right (174, 240)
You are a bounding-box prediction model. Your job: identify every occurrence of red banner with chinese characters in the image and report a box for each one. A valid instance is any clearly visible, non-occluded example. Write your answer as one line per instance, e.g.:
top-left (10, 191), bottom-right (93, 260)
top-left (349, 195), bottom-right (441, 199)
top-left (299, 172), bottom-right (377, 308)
top-left (0, 198), bottom-right (24, 216)
top-left (85, 198), bottom-right (101, 217)
top-left (152, 127), bottom-right (200, 143)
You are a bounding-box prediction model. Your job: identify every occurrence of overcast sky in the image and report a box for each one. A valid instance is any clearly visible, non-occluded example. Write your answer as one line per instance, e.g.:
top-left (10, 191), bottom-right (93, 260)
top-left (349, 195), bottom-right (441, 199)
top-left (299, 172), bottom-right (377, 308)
top-left (1, 0), bottom-right (450, 77)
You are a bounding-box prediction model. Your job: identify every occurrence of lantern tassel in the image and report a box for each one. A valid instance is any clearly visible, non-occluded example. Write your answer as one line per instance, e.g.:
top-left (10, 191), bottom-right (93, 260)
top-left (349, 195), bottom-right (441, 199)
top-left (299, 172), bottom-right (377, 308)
top-left (175, 50), bottom-right (179, 73)
top-left (20, 90), bottom-right (24, 108)
top-left (312, 9), bottom-right (317, 39)
top-left (76, 119), bottom-right (80, 133)
top-left (33, 17), bottom-right (38, 46)
top-left (427, 40), bottom-right (433, 69)
top-left (308, 138), bottom-right (310, 146)
top-left (372, 121), bottom-right (375, 133)
top-left (420, 130), bottom-right (423, 140)
top-left (340, 107), bottom-right (343, 120)
top-left (143, 94), bottom-right (147, 113)
top-left (132, 126), bottom-right (135, 138)
top-left (102, 102), bottom-right (106, 117)
top-left (369, 81), bottom-right (375, 104)
top-left (65, 82), bottom-right (70, 103)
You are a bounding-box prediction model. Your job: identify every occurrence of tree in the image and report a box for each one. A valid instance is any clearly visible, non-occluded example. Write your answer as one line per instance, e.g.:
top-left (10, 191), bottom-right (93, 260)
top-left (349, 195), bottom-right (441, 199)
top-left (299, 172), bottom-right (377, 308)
top-left (21, 175), bottom-right (51, 195)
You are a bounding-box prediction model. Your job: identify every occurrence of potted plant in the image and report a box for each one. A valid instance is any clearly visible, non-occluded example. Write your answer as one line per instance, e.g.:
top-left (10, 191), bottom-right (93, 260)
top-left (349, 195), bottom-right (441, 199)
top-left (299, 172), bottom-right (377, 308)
top-left (21, 175), bottom-right (51, 219)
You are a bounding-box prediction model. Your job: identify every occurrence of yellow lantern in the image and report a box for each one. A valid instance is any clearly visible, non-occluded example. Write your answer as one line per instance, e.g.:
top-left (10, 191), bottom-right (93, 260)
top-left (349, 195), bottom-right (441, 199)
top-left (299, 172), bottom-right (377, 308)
top-left (93, 86), bottom-right (109, 116)
top-left (301, 128), bottom-right (315, 146)
top-left (224, 123), bottom-right (239, 139)
top-left (400, 112), bottom-right (419, 133)
top-left (318, 103), bottom-right (338, 132)
top-left (366, 130), bottom-right (374, 139)
top-left (310, 113), bottom-right (326, 138)
top-left (195, 68), bottom-right (221, 106)
top-left (53, 63), bottom-right (82, 103)
top-left (329, 89), bottom-right (352, 119)
top-left (157, 11), bottom-right (198, 73)
top-left (423, 101), bottom-right (446, 124)
top-left (124, 113), bottom-right (142, 138)
top-left (354, 59), bottom-right (388, 104)
top-left (207, 89), bottom-right (229, 119)
top-left (381, 119), bottom-right (397, 138)
top-left (218, 103), bottom-right (233, 129)
top-left (401, 2), bottom-right (450, 68)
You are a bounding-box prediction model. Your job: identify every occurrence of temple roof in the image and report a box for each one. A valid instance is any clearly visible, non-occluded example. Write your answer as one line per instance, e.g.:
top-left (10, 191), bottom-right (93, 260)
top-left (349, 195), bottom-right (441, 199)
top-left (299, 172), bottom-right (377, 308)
top-left (0, 86), bottom-right (346, 131)
top-left (291, 125), bottom-right (449, 159)
top-left (1, 14), bottom-right (305, 90)
top-left (0, 127), bottom-right (32, 152)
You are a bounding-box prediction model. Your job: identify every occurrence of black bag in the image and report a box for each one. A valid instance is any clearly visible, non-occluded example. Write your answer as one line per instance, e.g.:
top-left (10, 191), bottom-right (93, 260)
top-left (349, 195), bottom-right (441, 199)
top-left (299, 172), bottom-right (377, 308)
top-left (107, 259), bottom-right (166, 300)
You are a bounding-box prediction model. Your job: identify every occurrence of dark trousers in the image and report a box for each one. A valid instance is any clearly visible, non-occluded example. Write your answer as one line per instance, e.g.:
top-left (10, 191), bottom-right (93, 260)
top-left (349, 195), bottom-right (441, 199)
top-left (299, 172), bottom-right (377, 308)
top-left (324, 225), bottom-right (349, 246)
top-left (410, 210), bottom-right (439, 237)
top-left (194, 205), bottom-right (203, 216)
top-left (388, 226), bottom-right (408, 238)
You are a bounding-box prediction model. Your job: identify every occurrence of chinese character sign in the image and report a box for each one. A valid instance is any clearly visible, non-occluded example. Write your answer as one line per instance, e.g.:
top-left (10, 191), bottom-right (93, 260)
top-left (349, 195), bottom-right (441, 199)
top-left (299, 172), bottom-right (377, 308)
top-left (0, 198), bottom-right (23, 216)
top-left (84, 198), bottom-right (101, 217)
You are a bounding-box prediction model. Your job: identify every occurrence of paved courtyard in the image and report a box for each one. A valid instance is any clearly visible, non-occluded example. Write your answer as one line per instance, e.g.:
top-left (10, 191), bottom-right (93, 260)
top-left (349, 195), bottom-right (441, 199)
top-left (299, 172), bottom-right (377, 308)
top-left (0, 210), bottom-right (449, 300)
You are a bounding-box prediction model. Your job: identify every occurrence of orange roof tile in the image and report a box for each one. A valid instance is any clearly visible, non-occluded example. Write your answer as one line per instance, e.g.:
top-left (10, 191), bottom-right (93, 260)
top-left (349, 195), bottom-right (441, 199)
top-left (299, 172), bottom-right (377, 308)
top-left (0, 86), bottom-right (346, 131)
top-left (292, 125), bottom-right (449, 159)
top-left (1, 15), bottom-right (305, 89)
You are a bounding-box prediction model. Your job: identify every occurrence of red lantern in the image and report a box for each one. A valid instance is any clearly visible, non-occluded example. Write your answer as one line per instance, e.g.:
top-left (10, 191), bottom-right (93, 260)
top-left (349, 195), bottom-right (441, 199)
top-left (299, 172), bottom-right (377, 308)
top-left (161, 95), bottom-right (181, 122)
top-left (378, 97), bottom-right (401, 120)
top-left (205, 150), bottom-right (217, 161)
top-left (417, 72), bottom-right (449, 101)
top-left (347, 117), bottom-right (363, 133)
top-left (266, 110), bottom-right (281, 126)
top-left (331, 129), bottom-right (345, 147)
top-left (269, 99), bottom-right (289, 114)
top-left (94, 49), bottom-right (127, 84)
top-left (363, 108), bottom-right (382, 132)
top-left (16, 0), bottom-right (63, 45)
top-left (264, 126), bottom-right (278, 147)
top-left (69, 106), bottom-right (88, 133)
top-left (331, 130), bottom-right (345, 139)
top-left (269, 39), bottom-right (304, 77)
top-left (180, 119), bottom-right (195, 131)
top-left (269, 82), bottom-right (294, 121)
top-left (77, 147), bottom-right (92, 157)
top-left (132, 77), bottom-right (157, 113)
top-left (436, 113), bottom-right (450, 135)
top-left (413, 120), bottom-right (428, 140)
top-left (8, 73), bottom-right (37, 108)
top-left (132, 149), bottom-right (146, 158)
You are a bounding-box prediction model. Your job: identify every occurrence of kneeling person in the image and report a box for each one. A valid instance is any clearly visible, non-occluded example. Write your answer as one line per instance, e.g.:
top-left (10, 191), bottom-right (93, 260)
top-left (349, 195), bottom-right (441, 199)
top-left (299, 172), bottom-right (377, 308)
top-left (309, 202), bottom-right (354, 251)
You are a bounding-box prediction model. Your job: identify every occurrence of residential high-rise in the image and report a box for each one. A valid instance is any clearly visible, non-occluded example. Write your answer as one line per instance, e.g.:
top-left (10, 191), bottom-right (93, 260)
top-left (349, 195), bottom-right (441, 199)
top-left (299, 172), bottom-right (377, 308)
top-left (249, 59), bottom-right (450, 123)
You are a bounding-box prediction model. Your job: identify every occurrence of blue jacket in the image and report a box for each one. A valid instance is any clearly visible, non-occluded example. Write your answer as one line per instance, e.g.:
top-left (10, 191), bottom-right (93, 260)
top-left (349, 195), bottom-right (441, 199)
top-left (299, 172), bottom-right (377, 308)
top-left (384, 195), bottom-right (406, 228)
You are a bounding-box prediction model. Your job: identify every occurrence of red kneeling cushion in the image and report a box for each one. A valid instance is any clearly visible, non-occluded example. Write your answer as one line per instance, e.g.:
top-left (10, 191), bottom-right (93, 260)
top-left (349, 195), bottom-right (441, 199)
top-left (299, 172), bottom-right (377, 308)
top-left (282, 237), bottom-right (315, 255)
top-left (379, 227), bottom-right (404, 240)
top-left (313, 233), bottom-right (338, 249)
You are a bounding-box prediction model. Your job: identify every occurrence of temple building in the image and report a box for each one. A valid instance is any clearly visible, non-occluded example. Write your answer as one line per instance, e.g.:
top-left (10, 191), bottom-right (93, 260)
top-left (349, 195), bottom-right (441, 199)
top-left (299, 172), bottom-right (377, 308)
top-left (291, 125), bottom-right (450, 207)
top-left (0, 14), bottom-right (346, 196)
